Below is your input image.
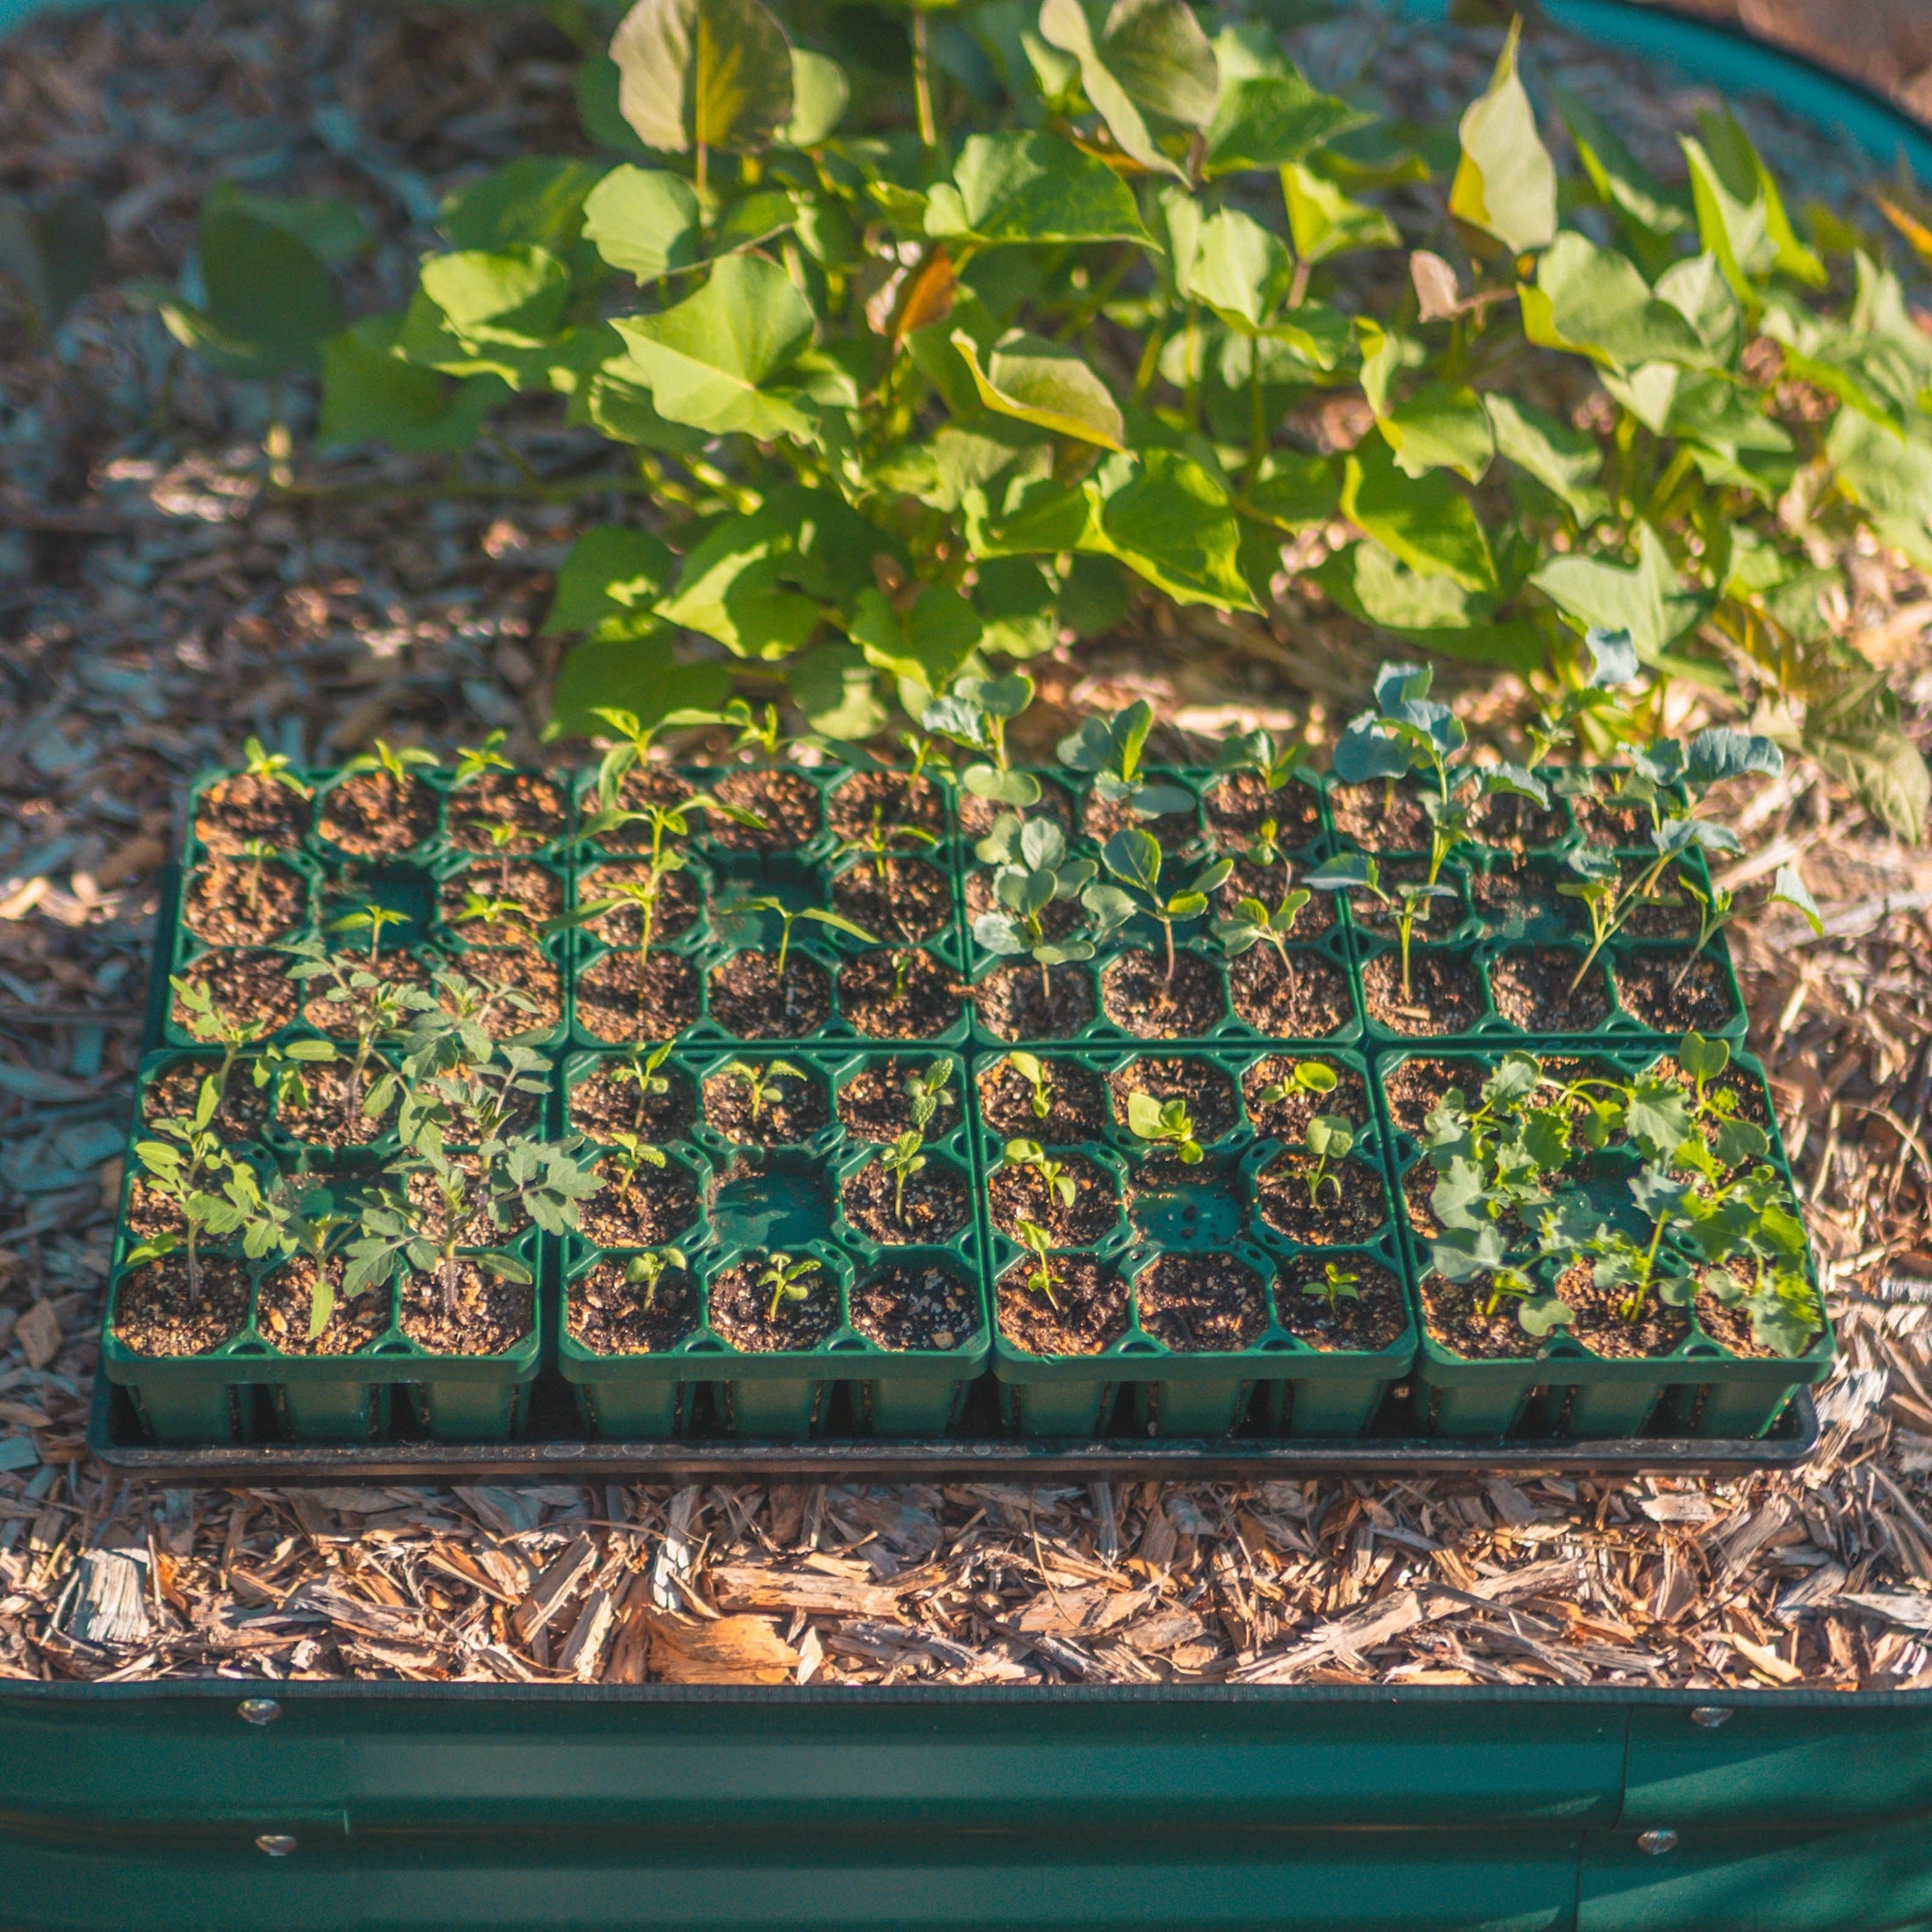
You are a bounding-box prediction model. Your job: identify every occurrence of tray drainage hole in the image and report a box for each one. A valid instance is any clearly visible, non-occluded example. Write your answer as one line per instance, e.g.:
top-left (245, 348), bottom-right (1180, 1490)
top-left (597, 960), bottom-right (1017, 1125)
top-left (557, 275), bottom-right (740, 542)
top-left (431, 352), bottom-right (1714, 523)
top-left (256, 1834), bottom-right (299, 1857)
top-left (1637, 1830), bottom-right (1678, 1856)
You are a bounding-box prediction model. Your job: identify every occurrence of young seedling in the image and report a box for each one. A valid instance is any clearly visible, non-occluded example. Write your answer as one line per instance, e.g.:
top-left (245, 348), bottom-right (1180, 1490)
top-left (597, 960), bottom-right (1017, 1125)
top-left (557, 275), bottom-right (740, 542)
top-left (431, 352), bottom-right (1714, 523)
top-left (1307, 853), bottom-right (1452, 1005)
top-left (607, 1039), bottom-right (675, 1134)
top-left (1301, 1114), bottom-right (1355, 1206)
top-left (1085, 829), bottom-right (1232, 985)
top-left (329, 901), bottom-right (413, 961)
top-left (721, 1058), bottom-right (806, 1125)
top-left (1058, 700), bottom-right (1195, 823)
top-left (126, 1078), bottom-right (253, 1306)
top-left (603, 1128), bottom-right (668, 1201)
top-left (240, 735), bottom-right (311, 799)
top-left (717, 896), bottom-right (876, 977)
top-left (451, 731), bottom-right (513, 788)
top-left (1672, 863), bottom-right (1821, 991)
top-left (1126, 1090), bottom-right (1204, 1164)
top-left (876, 1128), bottom-right (928, 1225)
top-left (1308, 1259), bottom-right (1363, 1309)
top-left (474, 819), bottom-right (526, 892)
top-left (837, 803), bottom-right (939, 880)
top-left (168, 973), bottom-right (274, 1106)
top-left (234, 837), bottom-right (278, 917)
top-left (1240, 819), bottom-right (1289, 869)
top-left (1254, 1059), bottom-right (1337, 1108)
top-left (1525, 629), bottom-right (1640, 767)
top-left (1212, 884), bottom-right (1312, 981)
top-left (622, 1246), bottom-right (686, 1312)
top-left (249, 1036), bottom-right (341, 1117)
top-left (724, 697), bottom-right (785, 762)
top-left (972, 814), bottom-right (1099, 998)
top-left (588, 706), bottom-right (675, 810)
top-left (898, 731), bottom-right (951, 788)
top-left (451, 892), bottom-right (539, 951)
top-left (344, 739), bottom-right (438, 787)
top-left (921, 674), bottom-right (1039, 809)
top-left (285, 939), bottom-right (436, 1129)
top-left (1006, 1050), bottom-right (1053, 1121)
top-left (1013, 1220), bottom-right (1060, 1308)
top-left (1214, 726), bottom-right (1308, 796)
top-left (1003, 1137), bottom-right (1078, 1210)
top-left (241, 1179), bottom-right (361, 1339)
top-left (758, 1251), bottom-right (821, 1322)
top-left (905, 1057), bottom-right (954, 1130)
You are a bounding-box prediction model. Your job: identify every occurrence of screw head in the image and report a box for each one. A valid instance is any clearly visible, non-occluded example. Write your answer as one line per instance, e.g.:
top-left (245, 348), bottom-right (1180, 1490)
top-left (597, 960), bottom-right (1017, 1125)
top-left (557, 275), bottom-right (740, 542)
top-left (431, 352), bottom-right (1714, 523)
top-left (256, 1835), bottom-right (299, 1858)
top-left (1690, 1705), bottom-right (1732, 1729)
top-left (1637, 1829), bottom-right (1679, 1856)
top-left (238, 1698), bottom-right (282, 1727)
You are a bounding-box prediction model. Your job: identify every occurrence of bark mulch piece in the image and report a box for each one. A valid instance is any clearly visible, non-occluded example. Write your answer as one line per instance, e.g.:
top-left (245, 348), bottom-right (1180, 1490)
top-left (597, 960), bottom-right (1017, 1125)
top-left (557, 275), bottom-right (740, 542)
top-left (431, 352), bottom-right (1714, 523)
top-left (141, 1065), bottom-right (269, 1140)
top-left (703, 1063), bottom-right (829, 1146)
top-left (961, 779), bottom-right (1072, 840)
top-left (1613, 953), bottom-right (1741, 1034)
top-left (399, 1265), bottom-right (533, 1356)
top-left (1326, 782), bottom-right (1432, 850)
top-left (836, 1058), bottom-right (962, 1143)
top-left (174, 949), bottom-right (299, 1034)
top-left (1242, 1056), bottom-right (1368, 1143)
top-left (194, 774), bottom-right (311, 854)
top-left (1361, 950), bottom-right (1486, 1035)
top-left (831, 858), bottom-right (948, 944)
top-left (1277, 1256), bottom-right (1408, 1352)
top-left (1489, 948), bottom-right (1611, 1033)
top-left (1080, 785), bottom-right (1195, 847)
top-left (987, 1151), bottom-right (1121, 1244)
top-left (839, 948), bottom-right (961, 1039)
top-left (1108, 1056), bottom-right (1240, 1143)
top-left (443, 773), bottom-right (567, 852)
top-left (709, 1259), bottom-right (840, 1351)
top-left (438, 861), bottom-right (564, 931)
top-left (573, 863), bottom-right (698, 946)
top-left (274, 1062), bottom-right (393, 1148)
top-left (567, 1063), bottom-right (699, 1143)
top-left (996, 1255), bottom-right (1127, 1357)
top-left (1226, 949), bottom-right (1351, 1035)
top-left (111, 1254), bottom-right (249, 1356)
top-left (1254, 1154), bottom-right (1389, 1244)
top-left (1099, 949), bottom-right (1223, 1038)
top-left (578, 1159), bottom-right (701, 1249)
top-left (850, 1263), bottom-right (980, 1352)
top-left (1560, 1263), bottom-right (1692, 1359)
top-left (840, 1157), bottom-right (970, 1244)
top-left (707, 953), bottom-right (832, 1040)
top-left (977, 1055), bottom-right (1107, 1141)
top-left (1135, 1252), bottom-right (1269, 1352)
top-left (183, 860), bottom-right (306, 946)
top-left (568, 1263), bottom-right (700, 1355)
top-left (705, 770), bottom-right (821, 851)
top-left (826, 771), bottom-right (947, 841)
top-left (1202, 772), bottom-right (1323, 845)
top-left (256, 1260), bottom-right (387, 1356)
top-left (973, 962), bottom-right (1097, 1041)
top-left (316, 770), bottom-right (437, 855)
top-left (576, 954), bottom-right (701, 1042)
top-left (1419, 1272), bottom-right (1544, 1359)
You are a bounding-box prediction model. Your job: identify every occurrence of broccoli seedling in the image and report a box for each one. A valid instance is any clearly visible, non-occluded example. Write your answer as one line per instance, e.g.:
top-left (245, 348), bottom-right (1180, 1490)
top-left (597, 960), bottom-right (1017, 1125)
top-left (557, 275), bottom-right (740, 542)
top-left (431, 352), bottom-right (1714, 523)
top-left (1085, 828), bottom-right (1232, 985)
top-left (1214, 725), bottom-right (1309, 796)
top-left (623, 1247), bottom-right (686, 1312)
top-left (1212, 885), bottom-right (1311, 984)
top-left (1525, 628), bottom-right (1640, 767)
top-left (1301, 1114), bottom-right (1355, 1206)
top-left (972, 813), bottom-right (1099, 998)
top-left (1003, 1137), bottom-right (1077, 1210)
top-left (1058, 700), bottom-right (1195, 823)
top-left (758, 1251), bottom-right (822, 1322)
top-left (1126, 1091), bottom-right (1203, 1164)
top-left (1671, 862), bottom-right (1820, 992)
top-left (1013, 1220), bottom-right (1060, 1308)
top-left (722, 1059), bottom-right (806, 1125)
top-left (1254, 1059), bottom-right (1337, 1108)
top-left (1006, 1050), bottom-right (1053, 1121)
top-left (240, 735), bottom-right (311, 799)
top-left (921, 674), bottom-right (1039, 809)
top-left (718, 895), bottom-right (877, 977)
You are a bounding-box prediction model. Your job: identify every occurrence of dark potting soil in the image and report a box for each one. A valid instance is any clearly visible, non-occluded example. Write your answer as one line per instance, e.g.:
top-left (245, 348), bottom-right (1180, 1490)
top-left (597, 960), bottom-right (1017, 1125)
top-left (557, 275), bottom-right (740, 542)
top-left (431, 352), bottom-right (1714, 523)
top-left (580, 1157), bottom-right (699, 1247)
top-left (567, 1063), bottom-right (697, 1143)
top-left (1697, 1263), bottom-right (1814, 1358)
top-left (184, 859), bottom-right (306, 946)
top-left (301, 951), bottom-right (429, 1035)
top-left (407, 1158), bottom-right (533, 1246)
top-left (835, 1057), bottom-right (962, 1143)
top-left (126, 1176), bottom-right (190, 1238)
top-left (1420, 1272), bottom-right (1544, 1359)
top-left (438, 861), bottom-right (563, 933)
top-left (576, 953), bottom-right (700, 1041)
top-left (1400, 1160), bottom-right (1443, 1239)
top-left (832, 857), bottom-right (948, 944)
top-left (574, 863), bottom-right (697, 947)
top-left (1202, 771), bottom-right (1322, 845)
top-left (1570, 790), bottom-right (1653, 847)
top-left (142, 1064), bottom-right (268, 1139)
top-left (977, 1054), bottom-right (1107, 1141)
top-left (112, 1252), bottom-right (249, 1356)
top-left (1616, 864), bottom-right (1698, 940)
top-left (455, 948), bottom-right (562, 1040)
top-left (443, 773), bottom-right (567, 852)
top-left (826, 769), bottom-right (946, 841)
top-left (1361, 949), bottom-right (1485, 1035)
top-left (1489, 948), bottom-right (1611, 1032)
top-left (840, 1155), bottom-right (970, 1243)
top-left (709, 1258), bottom-right (840, 1351)
top-left (1099, 949), bottom-right (1222, 1038)
top-left (987, 1151), bottom-right (1120, 1244)
top-left (703, 1063), bottom-right (829, 1145)
top-left (1214, 855), bottom-right (1336, 935)
top-left (1326, 781), bottom-right (1432, 851)
top-left (568, 1262), bottom-right (699, 1354)
top-left (1108, 1056), bottom-right (1239, 1143)
top-left (964, 867), bottom-right (1084, 940)
top-left (1469, 864), bottom-right (1578, 939)
top-left (1613, 953), bottom-right (1741, 1033)
top-left (840, 948), bottom-right (961, 1039)
top-left (1348, 859), bottom-right (1467, 938)
top-left (1079, 783), bottom-right (1195, 847)
top-left (974, 962), bottom-right (1095, 1040)
top-left (1135, 1252), bottom-right (1268, 1352)
top-left (1277, 1257), bottom-right (1407, 1352)
top-left (274, 1061), bottom-right (394, 1147)
top-left (850, 1262), bottom-right (979, 1352)
top-left (707, 952), bottom-right (832, 1039)
top-left (317, 769), bottom-right (437, 855)
top-left (399, 1262), bottom-right (533, 1355)
top-left (1255, 1154), bottom-right (1388, 1244)
top-left (1225, 948), bottom-right (1350, 1035)
top-left (194, 772), bottom-right (311, 854)
top-left (1465, 789), bottom-right (1569, 851)
top-left (1557, 1262), bottom-right (1690, 1359)
top-left (256, 1259), bottom-right (386, 1355)
top-left (705, 769), bottom-right (821, 851)
top-left (996, 1254), bottom-right (1126, 1357)
top-left (959, 777), bottom-right (1072, 840)
top-left (1242, 1056), bottom-right (1366, 1143)
top-left (177, 949), bottom-right (298, 1034)
top-left (596, 768), bottom-right (697, 848)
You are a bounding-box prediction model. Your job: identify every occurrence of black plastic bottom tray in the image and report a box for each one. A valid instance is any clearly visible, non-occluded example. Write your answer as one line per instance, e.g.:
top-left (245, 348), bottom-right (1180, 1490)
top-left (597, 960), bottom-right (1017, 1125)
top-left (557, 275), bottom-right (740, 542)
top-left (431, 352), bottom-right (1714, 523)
top-left (89, 1363), bottom-right (1818, 1483)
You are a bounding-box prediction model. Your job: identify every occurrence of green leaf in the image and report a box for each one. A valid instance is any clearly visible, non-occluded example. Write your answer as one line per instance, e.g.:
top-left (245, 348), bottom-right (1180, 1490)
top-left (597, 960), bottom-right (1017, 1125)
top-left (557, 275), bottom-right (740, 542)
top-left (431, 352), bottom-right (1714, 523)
top-left (1688, 107), bottom-right (1825, 295)
top-left (609, 0), bottom-right (794, 156)
top-left (1243, 450), bottom-right (1339, 531)
top-left (1787, 665), bottom-right (1930, 847)
top-left (657, 507), bottom-right (823, 660)
top-left (973, 557), bottom-right (1060, 659)
top-left (924, 131), bottom-right (1152, 247)
top-left (785, 641), bottom-right (888, 739)
top-left (1626, 1075), bottom-right (1693, 1164)
top-left (1769, 863), bottom-right (1823, 934)
top-left (1037, 0), bottom-right (1218, 179)
top-left (577, 356), bottom-right (713, 456)
top-left (1447, 19), bottom-right (1556, 256)
top-left (1339, 437), bottom-right (1496, 593)
top-left (162, 205), bottom-right (342, 377)
top-left (1483, 392), bottom-right (1608, 520)
top-left (1530, 523), bottom-right (1708, 661)
top-left (581, 167), bottom-right (702, 284)
top-left (609, 252), bottom-right (815, 440)
top-left (1093, 449), bottom-right (1259, 612)
top-left (441, 159), bottom-right (606, 253)
top-left (544, 525), bottom-right (676, 639)
top-left (849, 585), bottom-right (982, 688)
top-left (1555, 89), bottom-right (1688, 251)
top-left (1280, 162), bottom-right (1398, 263)
top-left (784, 47), bottom-right (849, 146)
top-left (575, 50), bottom-right (652, 157)
top-left (547, 631), bottom-right (732, 739)
top-left (0, 186), bottom-right (105, 333)
top-left (951, 328), bottom-right (1124, 448)
top-left (208, 183), bottom-right (369, 267)
top-left (317, 314), bottom-right (506, 453)
top-left (1523, 232), bottom-right (1714, 371)
top-left (1205, 68), bottom-right (1366, 176)
top-left (1827, 408), bottom-right (1932, 523)
top-left (1377, 381), bottom-right (1495, 482)
top-left (420, 247), bottom-right (572, 351)
top-left (1185, 208), bottom-right (1293, 332)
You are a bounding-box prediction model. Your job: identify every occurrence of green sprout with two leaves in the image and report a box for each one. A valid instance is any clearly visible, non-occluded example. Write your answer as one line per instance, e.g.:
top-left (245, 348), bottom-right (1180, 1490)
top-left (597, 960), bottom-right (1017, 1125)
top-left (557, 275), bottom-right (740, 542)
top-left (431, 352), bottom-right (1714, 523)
top-left (1006, 1051), bottom-right (1054, 1121)
top-left (1126, 1091), bottom-right (1204, 1164)
top-left (1254, 1059), bottom-right (1337, 1110)
top-left (1306, 852), bottom-right (1452, 1006)
top-left (1002, 1138), bottom-right (1078, 1213)
top-left (343, 739), bottom-right (437, 789)
top-left (1013, 1220), bottom-right (1061, 1309)
top-left (837, 802), bottom-right (939, 881)
top-left (722, 1058), bottom-right (804, 1125)
top-left (1057, 701), bottom-right (1194, 824)
top-left (872, 1058), bottom-right (954, 1224)
top-left (239, 736), bottom-right (310, 800)
top-left (1213, 878), bottom-right (1313, 991)
top-left (1085, 829), bottom-right (1232, 986)
top-left (756, 1251), bottom-right (822, 1323)
top-left (971, 813), bottom-right (1099, 998)
top-left (622, 1247), bottom-right (686, 1313)
top-left (1308, 1260), bottom-right (1363, 1312)
top-left (921, 675), bottom-right (1038, 812)
top-left (717, 896), bottom-right (876, 978)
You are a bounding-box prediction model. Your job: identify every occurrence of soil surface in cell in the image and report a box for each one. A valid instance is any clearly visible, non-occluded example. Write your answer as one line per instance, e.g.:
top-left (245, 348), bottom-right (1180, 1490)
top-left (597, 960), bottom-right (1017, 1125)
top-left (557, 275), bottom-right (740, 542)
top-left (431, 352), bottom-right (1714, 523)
top-left (580, 1157), bottom-right (700, 1248)
top-left (195, 772), bottom-right (311, 854)
top-left (1469, 865), bottom-right (1576, 938)
top-left (1135, 1253), bottom-right (1268, 1352)
top-left (143, 1064), bottom-right (268, 1140)
top-left (441, 860), bottom-right (563, 933)
top-left (177, 949), bottom-right (299, 1034)
top-left (840, 948), bottom-right (961, 1039)
top-left (568, 1064), bottom-right (697, 1143)
top-left (257, 1259), bottom-right (387, 1355)
top-left (850, 1262), bottom-right (979, 1352)
top-left (1614, 954), bottom-right (1741, 1034)
top-left (184, 859), bottom-right (306, 946)
top-left (1420, 1272), bottom-right (1544, 1359)
top-left (833, 858), bottom-right (948, 944)
top-left (569, 1262), bottom-right (699, 1354)
top-left (1080, 784), bottom-right (1193, 847)
top-left (1226, 949), bottom-right (1350, 1035)
top-left (112, 1253), bottom-right (249, 1356)
top-left (444, 773), bottom-right (566, 852)
top-left (826, 770), bottom-right (946, 841)
top-left (1465, 789), bottom-right (1568, 851)
top-left (1326, 782), bottom-right (1431, 851)
top-left (1277, 1257), bottom-right (1408, 1352)
top-left (703, 1064), bottom-right (828, 1145)
top-left (965, 869), bottom-right (1083, 940)
top-left (1203, 772), bottom-right (1322, 845)
top-left (301, 950), bottom-right (429, 1035)
top-left (1242, 1056), bottom-right (1366, 1143)
top-left (1215, 856), bottom-right (1335, 934)
top-left (1559, 1262), bottom-right (1690, 1359)
top-left (1697, 1263), bottom-right (1815, 1358)
top-left (574, 864), bottom-right (697, 946)
top-left (317, 769), bottom-right (436, 855)
top-left (836, 1057), bottom-right (962, 1143)
top-left (275, 1062), bottom-right (394, 1148)
top-left (959, 778), bottom-right (1071, 840)
top-left (1100, 949), bottom-right (1222, 1038)
top-left (975, 961), bottom-right (1095, 1040)
top-left (1361, 950), bottom-right (1485, 1035)
top-left (1489, 949), bottom-right (1610, 1032)
top-left (577, 953), bottom-right (701, 1041)
top-left (1570, 791), bottom-right (1651, 847)
top-left (1108, 1056), bottom-right (1239, 1143)
top-left (841, 1157), bottom-right (970, 1243)
top-left (996, 1255), bottom-right (1126, 1357)
top-left (708, 953), bottom-right (832, 1039)
top-left (1255, 1155), bottom-right (1388, 1244)
top-left (709, 1259), bottom-right (840, 1351)
top-left (456, 947), bottom-right (561, 1039)
top-left (987, 1151), bottom-right (1119, 1244)
top-left (399, 1263), bottom-right (532, 1354)
top-left (706, 770), bottom-right (821, 851)
top-left (406, 1159), bottom-right (533, 1246)
top-left (976, 1055), bottom-right (1106, 1140)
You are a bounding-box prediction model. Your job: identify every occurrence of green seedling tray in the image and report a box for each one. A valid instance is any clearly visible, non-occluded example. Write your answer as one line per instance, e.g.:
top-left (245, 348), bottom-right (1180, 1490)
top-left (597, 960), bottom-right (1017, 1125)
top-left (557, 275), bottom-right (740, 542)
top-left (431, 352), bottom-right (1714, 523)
top-left (971, 1042), bottom-right (1414, 1438)
top-left (1372, 1045), bottom-right (1834, 1440)
top-left (554, 1043), bottom-right (990, 1439)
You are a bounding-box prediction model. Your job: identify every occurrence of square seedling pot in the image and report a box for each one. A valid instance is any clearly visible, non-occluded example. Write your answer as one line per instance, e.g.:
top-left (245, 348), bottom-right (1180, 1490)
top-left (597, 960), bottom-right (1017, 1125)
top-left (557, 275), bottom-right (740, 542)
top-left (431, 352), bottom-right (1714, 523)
top-left (972, 1042), bottom-right (1415, 1438)
top-left (554, 1043), bottom-right (990, 1438)
top-left (1373, 1045), bottom-right (1834, 1441)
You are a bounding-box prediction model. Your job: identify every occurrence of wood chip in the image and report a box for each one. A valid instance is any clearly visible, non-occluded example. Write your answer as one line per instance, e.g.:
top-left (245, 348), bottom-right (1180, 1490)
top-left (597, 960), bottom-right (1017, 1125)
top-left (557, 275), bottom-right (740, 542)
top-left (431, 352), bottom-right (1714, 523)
top-left (645, 1613), bottom-right (798, 1685)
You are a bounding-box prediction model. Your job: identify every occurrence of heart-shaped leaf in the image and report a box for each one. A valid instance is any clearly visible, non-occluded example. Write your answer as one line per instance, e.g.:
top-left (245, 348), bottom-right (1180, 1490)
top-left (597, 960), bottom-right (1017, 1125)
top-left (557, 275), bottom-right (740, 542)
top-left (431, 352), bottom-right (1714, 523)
top-left (1206, 69), bottom-right (1365, 176)
top-left (610, 0), bottom-right (794, 157)
top-left (951, 328), bottom-right (1123, 448)
top-left (1447, 19), bottom-right (1555, 257)
top-left (924, 132), bottom-right (1153, 247)
top-left (1037, 0), bottom-right (1217, 180)
top-left (582, 167), bottom-right (702, 284)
